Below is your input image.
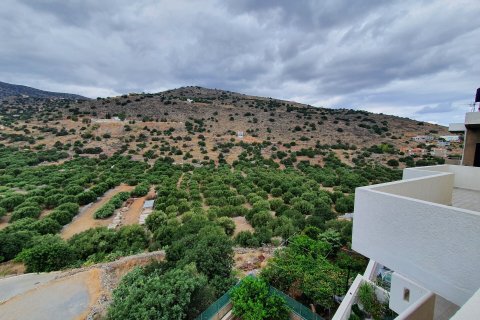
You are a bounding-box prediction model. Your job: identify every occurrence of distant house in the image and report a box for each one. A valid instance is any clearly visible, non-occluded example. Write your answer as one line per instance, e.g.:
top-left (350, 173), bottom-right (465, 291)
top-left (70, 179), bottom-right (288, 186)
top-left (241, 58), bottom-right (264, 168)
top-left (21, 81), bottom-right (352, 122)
top-left (439, 135), bottom-right (461, 142)
top-left (412, 135), bottom-right (434, 143)
top-left (431, 148), bottom-right (447, 158)
top-left (186, 99), bottom-right (193, 104)
top-left (437, 141), bottom-right (450, 147)
top-left (237, 131), bottom-right (244, 139)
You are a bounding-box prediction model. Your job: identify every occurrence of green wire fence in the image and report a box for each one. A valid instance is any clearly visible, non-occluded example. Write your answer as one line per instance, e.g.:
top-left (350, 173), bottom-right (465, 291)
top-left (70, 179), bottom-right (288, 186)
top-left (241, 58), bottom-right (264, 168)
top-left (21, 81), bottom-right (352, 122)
top-left (195, 276), bottom-right (324, 320)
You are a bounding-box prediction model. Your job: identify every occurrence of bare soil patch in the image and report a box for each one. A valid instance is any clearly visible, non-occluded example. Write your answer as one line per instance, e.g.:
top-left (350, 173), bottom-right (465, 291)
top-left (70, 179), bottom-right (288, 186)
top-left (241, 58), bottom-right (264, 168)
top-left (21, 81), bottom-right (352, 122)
top-left (122, 187), bottom-right (156, 226)
top-left (0, 213), bottom-right (11, 230)
top-left (0, 261), bottom-right (25, 278)
top-left (232, 216), bottom-right (254, 237)
top-left (234, 246), bottom-right (277, 276)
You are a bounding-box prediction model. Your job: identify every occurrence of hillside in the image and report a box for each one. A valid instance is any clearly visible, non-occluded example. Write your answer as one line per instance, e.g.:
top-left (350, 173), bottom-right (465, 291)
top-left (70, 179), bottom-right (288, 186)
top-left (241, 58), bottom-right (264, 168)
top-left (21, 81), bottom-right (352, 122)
top-left (0, 81), bottom-right (87, 100)
top-left (0, 85), bottom-right (464, 319)
top-left (0, 86), bottom-right (460, 168)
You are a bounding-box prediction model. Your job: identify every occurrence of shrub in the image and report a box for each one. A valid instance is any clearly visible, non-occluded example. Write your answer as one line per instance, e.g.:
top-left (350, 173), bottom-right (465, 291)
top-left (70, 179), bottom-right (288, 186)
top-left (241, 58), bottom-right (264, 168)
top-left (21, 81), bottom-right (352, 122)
top-left (0, 195), bottom-right (25, 211)
top-left (16, 234), bottom-right (75, 272)
top-left (77, 190), bottom-right (98, 205)
top-left (94, 203), bottom-right (115, 219)
top-left (107, 265), bottom-right (212, 320)
top-left (216, 217), bottom-right (236, 236)
top-left (68, 227), bottom-right (117, 261)
top-left (251, 211), bottom-right (273, 228)
top-left (387, 159), bottom-right (399, 167)
top-left (231, 276), bottom-right (290, 320)
top-left (132, 183), bottom-right (149, 197)
top-left (49, 210), bottom-right (74, 225)
top-left (235, 231), bottom-right (260, 247)
top-left (335, 195), bottom-right (354, 214)
top-left (145, 210), bottom-right (167, 232)
top-left (10, 206), bottom-right (42, 222)
top-left (0, 230), bottom-right (37, 262)
top-left (32, 218), bottom-right (62, 234)
top-left (115, 225), bottom-right (149, 254)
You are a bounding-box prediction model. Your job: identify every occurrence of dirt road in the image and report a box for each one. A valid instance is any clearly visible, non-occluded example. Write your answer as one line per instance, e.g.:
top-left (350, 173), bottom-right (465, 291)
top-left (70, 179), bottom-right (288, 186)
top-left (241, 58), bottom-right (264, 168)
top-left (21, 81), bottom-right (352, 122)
top-left (122, 187), bottom-right (155, 226)
top-left (0, 250), bottom-right (166, 320)
top-left (61, 184), bottom-right (134, 239)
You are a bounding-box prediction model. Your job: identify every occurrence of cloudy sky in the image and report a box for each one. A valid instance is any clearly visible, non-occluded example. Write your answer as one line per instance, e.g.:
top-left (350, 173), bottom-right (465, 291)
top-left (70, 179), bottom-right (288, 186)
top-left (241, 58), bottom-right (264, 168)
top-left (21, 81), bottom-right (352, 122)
top-left (1, 0), bottom-right (479, 125)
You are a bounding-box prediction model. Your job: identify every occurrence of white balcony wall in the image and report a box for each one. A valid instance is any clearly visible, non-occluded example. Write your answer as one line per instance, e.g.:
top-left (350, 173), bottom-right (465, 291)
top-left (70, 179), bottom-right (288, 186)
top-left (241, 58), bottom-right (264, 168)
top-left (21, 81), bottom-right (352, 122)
top-left (404, 165), bottom-right (480, 191)
top-left (352, 182), bottom-right (480, 306)
top-left (374, 172), bottom-right (453, 205)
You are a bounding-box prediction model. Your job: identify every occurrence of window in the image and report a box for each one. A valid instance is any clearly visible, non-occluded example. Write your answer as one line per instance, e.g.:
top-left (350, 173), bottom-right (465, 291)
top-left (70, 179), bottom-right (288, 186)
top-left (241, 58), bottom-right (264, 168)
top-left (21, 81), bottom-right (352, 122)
top-left (403, 288), bottom-right (410, 302)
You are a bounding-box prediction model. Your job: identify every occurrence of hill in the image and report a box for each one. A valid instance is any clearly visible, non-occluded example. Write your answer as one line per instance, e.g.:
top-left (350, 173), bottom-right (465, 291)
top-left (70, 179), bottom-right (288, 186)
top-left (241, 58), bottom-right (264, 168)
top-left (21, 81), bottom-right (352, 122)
top-left (0, 81), bottom-right (87, 100)
top-left (0, 85), bottom-right (460, 168)
top-left (0, 84), bottom-right (464, 319)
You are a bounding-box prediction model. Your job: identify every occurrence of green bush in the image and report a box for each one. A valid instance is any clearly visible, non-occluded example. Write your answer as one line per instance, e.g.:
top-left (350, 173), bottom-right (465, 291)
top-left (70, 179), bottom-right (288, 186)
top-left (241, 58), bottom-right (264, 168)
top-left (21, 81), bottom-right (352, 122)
top-left (0, 230), bottom-right (37, 262)
top-left (10, 206), bottom-right (42, 222)
top-left (94, 203), bottom-right (115, 219)
top-left (107, 264), bottom-right (212, 320)
top-left (216, 217), bottom-right (236, 236)
top-left (131, 183), bottom-right (149, 197)
top-left (115, 225), bottom-right (149, 254)
top-left (77, 190), bottom-right (98, 205)
top-left (0, 194), bottom-right (25, 211)
top-left (231, 276), bottom-right (290, 320)
top-left (68, 227), bottom-right (117, 261)
top-left (16, 234), bottom-right (75, 272)
top-left (235, 231), bottom-right (260, 247)
top-left (145, 210), bottom-right (167, 233)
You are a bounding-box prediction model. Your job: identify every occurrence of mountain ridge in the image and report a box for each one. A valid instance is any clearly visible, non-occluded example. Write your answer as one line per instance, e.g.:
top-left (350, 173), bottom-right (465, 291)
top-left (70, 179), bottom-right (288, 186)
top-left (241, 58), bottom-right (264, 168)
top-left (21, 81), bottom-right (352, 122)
top-left (0, 81), bottom-right (88, 100)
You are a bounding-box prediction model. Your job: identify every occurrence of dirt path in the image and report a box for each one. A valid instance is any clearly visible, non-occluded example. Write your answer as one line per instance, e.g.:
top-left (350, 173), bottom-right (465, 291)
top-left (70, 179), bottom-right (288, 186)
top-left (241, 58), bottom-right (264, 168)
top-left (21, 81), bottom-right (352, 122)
top-left (122, 187), bottom-right (155, 226)
top-left (39, 209), bottom-right (53, 219)
top-left (0, 214), bottom-right (11, 230)
top-left (232, 216), bottom-right (254, 236)
top-left (61, 184), bottom-right (134, 239)
top-left (177, 172), bottom-right (185, 189)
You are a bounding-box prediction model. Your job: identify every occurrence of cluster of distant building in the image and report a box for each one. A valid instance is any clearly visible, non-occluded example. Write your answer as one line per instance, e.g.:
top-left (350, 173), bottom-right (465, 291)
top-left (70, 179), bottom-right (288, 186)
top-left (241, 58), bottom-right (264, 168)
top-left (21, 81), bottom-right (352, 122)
top-left (402, 134), bottom-right (462, 158)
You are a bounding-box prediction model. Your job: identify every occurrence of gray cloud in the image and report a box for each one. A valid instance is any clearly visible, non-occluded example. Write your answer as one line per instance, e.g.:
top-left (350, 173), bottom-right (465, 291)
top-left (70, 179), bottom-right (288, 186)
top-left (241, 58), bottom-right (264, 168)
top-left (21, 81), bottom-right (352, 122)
top-left (417, 103), bottom-right (455, 114)
top-left (1, 0), bottom-right (479, 125)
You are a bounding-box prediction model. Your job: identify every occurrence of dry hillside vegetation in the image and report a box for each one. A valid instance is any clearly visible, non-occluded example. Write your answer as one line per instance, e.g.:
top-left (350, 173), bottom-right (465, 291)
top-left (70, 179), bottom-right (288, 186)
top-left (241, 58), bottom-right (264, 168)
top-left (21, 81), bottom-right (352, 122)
top-left (0, 86), bottom-right (460, 168)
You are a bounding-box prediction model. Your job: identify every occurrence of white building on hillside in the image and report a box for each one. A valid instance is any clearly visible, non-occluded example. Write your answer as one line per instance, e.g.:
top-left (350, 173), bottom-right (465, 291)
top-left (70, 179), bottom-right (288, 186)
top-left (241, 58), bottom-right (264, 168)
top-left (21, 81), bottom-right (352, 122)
top-left (412, 135), bottom-right (434, 143)
top-left (440, 135), bottom-right (461, 142)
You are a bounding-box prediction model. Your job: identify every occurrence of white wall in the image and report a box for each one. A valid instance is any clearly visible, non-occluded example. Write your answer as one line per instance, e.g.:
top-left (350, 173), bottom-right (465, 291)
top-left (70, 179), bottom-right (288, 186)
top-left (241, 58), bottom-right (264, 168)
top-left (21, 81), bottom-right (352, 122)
top-left (405, 165), bottom-right (480, 191)
top-left (447, 165), bottom-right (480, 191)
top-left (465, 112), bottom-right (480, 126)
top-left (389, 272), bottom-right (429, 314)
top-left (352, 186), bottom-right (480, 306)
top-left (451, 287), bottom-right (480, 319)
top-left (374, 173), bottom-right (453, 205)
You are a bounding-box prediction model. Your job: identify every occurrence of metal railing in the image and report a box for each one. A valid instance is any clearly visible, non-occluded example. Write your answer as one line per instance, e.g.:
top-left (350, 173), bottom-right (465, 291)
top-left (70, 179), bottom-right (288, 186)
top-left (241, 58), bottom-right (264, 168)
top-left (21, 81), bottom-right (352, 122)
top-left (269, 286), bottom-right (324, 320)
top-left (195, 288), bottom-right (232, 320)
